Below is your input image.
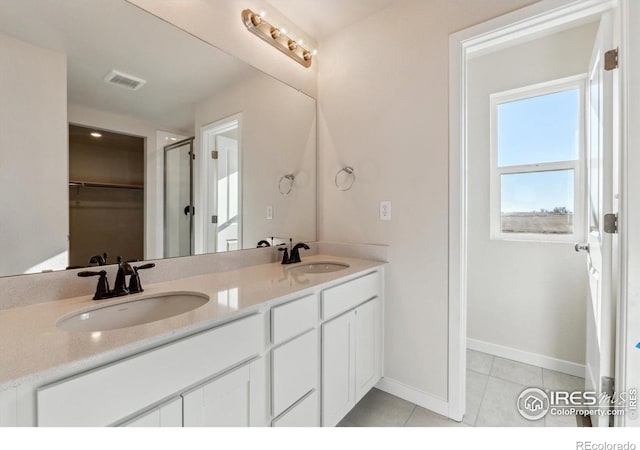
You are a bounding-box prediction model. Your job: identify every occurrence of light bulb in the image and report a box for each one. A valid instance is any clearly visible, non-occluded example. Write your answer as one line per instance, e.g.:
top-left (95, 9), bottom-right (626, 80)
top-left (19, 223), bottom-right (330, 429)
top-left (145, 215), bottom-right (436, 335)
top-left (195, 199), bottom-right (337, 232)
top-left (90, 132), bottom-right (102, 138)
top-left (312, 49), bottom-right (318, 56)
top-left (259, 10), bottom-right (266, 18)
top-left (281, 27), bottom-right (288, 35)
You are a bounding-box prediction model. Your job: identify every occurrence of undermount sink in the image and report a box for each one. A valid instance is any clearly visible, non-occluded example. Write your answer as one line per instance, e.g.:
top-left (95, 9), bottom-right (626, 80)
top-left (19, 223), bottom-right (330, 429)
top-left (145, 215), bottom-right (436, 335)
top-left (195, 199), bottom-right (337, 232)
top-left (287, 262), bottom-right (350, 274)
top-left (57, 292), bottom-right (210, 332)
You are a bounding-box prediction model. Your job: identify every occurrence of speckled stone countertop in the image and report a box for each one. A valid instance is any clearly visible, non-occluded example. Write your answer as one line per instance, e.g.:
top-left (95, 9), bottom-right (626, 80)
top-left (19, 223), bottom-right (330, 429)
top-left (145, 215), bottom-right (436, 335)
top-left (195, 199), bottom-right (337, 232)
top-left (0, 255), bottom-right (384, 390)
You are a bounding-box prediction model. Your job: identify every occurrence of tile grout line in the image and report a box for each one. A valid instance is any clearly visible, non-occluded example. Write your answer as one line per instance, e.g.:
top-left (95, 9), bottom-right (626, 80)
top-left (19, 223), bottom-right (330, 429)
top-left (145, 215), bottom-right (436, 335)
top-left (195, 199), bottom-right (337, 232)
top-left (402, 405), bottom-right (417, 427)
top-left (471, 355), bottom-right (493, 427)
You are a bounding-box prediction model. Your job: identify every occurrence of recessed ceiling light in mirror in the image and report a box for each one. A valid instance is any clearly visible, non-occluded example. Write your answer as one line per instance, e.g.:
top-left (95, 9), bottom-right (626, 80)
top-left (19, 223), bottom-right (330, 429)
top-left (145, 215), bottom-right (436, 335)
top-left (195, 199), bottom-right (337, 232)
top-left (90, 132), bottom-right (102, 138)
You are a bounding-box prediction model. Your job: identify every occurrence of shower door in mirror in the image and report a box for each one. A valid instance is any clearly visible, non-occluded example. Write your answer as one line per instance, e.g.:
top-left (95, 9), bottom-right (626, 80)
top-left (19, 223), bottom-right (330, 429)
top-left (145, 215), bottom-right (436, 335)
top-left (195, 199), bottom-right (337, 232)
top-left (164, 138), bottom-right (194, 258)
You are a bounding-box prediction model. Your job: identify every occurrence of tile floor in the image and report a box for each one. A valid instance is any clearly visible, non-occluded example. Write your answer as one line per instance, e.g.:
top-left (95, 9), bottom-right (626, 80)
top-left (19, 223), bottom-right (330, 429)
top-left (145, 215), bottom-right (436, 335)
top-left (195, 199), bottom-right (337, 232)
top-left (338, 349), bottom-right (586, 427)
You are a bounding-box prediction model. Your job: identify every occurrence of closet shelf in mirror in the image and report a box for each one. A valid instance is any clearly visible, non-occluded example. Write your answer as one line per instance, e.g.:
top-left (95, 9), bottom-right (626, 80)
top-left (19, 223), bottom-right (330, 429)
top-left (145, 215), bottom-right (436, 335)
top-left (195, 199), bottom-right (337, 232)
top-left (69, 181), bottom-right (144, 191)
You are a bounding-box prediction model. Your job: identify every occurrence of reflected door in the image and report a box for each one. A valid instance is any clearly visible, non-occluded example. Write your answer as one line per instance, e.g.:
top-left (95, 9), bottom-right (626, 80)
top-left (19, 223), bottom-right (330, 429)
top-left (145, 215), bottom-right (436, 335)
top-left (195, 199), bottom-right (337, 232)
top-left (202, 118), bottom-right (240, 253)
top-left (164, 138), bottom-right (194, 258)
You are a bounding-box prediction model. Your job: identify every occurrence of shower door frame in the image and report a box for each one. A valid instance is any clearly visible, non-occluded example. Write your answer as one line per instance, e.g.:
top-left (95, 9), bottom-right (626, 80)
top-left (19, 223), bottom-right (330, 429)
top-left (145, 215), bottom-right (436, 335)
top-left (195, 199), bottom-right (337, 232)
top-left (163, 137), bottom-right (195, 257)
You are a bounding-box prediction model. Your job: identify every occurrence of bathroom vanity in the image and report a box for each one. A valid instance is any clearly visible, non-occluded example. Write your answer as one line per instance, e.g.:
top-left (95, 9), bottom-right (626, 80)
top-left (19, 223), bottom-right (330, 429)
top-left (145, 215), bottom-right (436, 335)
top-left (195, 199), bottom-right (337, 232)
top-left (0, 255), bottom-right (385, 427)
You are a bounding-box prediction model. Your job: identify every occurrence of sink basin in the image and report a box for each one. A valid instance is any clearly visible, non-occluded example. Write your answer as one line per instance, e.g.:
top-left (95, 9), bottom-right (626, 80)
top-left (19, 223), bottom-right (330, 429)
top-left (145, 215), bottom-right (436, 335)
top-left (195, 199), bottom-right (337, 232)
top-left (287, 262), bottom-right (350, 274)
top-left (57, 292), bottom-right (210, 332)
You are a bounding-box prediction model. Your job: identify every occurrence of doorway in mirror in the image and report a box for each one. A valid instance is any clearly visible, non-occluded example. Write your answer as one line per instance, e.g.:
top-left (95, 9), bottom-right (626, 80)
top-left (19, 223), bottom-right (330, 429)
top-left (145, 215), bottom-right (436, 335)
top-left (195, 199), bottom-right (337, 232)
top-left (201, 116), bottom-right (241, 254)
top-left (68, 125), bottom-right (145, 268)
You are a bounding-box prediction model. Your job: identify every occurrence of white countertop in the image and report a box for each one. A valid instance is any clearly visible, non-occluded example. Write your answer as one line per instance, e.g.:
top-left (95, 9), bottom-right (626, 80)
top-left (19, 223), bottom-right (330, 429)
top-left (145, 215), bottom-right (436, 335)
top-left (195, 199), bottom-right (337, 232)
top-left (0, 254), bottom-right (384, 390)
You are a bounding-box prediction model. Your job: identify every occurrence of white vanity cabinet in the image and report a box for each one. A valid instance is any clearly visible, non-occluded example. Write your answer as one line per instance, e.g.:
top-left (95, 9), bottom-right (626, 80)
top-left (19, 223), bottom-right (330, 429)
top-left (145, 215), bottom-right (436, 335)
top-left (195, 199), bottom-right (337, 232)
top-left (18, 266), bottom-right (385, 428)
top-left (321, 272), bottom-right (382, 427)
top-left (37, 313), bottom-right (266, 426)
top-left (182, 358), bottom-right (266, 427)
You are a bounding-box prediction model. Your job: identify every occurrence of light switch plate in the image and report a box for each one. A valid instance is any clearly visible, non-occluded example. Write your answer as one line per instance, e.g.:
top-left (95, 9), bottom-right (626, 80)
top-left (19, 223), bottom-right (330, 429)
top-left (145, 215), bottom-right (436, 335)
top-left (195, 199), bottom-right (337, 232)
top-left (379, 201), bottom-right (391, 221)
top-left (266, 206), bottom-right (273, 220)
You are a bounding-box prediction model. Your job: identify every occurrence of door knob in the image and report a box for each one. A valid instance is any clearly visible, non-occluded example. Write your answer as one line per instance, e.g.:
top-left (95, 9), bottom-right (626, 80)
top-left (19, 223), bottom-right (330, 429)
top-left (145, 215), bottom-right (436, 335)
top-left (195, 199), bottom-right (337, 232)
top-left (574, 243), bottom-right (590, 253)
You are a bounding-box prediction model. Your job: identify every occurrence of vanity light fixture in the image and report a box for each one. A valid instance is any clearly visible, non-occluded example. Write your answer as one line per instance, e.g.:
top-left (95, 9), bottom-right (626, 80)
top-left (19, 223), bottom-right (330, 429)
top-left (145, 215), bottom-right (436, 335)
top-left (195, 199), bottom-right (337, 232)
top-left (90, 132), bottom-right (102, 138)
top-left (242, 9), bottom-right (313, 68)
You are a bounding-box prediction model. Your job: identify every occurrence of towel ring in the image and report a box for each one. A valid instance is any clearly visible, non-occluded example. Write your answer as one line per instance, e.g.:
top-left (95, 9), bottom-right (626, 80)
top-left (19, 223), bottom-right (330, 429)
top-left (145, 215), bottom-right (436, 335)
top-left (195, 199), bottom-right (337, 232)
top-left (279, 174), bottom-right (295, 195)
top-left (335, 166), bottom-right (355, 191)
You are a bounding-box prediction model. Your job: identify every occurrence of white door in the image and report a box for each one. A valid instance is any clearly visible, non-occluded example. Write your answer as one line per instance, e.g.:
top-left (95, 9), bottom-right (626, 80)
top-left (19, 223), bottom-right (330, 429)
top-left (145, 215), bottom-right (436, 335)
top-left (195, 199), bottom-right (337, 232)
top-left (583, 12), bottom-right (618, 427)
top-left (202, 117), bottom-right (240, 254)
top-left (321, 311), bottom-right (355, 427)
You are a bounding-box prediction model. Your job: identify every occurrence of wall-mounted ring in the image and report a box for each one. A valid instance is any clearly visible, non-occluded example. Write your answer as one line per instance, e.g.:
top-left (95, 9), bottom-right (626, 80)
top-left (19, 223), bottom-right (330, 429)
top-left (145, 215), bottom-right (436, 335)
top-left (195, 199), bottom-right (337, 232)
top-left (335, 166), bottom-right (355, 191)
top-left (279, 174), bottom-right (295, 195)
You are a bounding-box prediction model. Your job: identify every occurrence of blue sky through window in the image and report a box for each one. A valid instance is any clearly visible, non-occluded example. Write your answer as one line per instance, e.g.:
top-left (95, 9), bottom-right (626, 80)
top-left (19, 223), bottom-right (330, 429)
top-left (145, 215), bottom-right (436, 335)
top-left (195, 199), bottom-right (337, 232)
top-left (501, 170), bottom-right (574, 213)
top-left (497, 89), bottom-right (579, 213)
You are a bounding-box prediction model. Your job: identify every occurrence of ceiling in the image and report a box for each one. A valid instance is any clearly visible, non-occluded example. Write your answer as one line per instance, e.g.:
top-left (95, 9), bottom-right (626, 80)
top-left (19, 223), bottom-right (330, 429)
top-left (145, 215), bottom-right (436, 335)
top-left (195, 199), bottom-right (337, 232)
top-left (69, 125), bottom-right (144, 152)
top-left (0, 0), bottom-right (255, 132)
top-left (266, 0), bottom-right (396, 40)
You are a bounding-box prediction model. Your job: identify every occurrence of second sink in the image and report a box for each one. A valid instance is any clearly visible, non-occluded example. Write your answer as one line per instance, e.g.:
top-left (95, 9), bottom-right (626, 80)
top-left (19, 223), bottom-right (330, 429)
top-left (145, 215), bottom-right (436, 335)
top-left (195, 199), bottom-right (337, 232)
top-left (287, 262), bottom-right (350, 274)
top-left (57, 292), bottom-right (210, 332)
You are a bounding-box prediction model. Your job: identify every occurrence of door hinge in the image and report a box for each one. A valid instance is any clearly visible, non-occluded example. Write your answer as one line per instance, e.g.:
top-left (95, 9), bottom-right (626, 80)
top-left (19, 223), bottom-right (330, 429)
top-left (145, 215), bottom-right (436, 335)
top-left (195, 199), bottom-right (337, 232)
top-left (604, 213), bottom-right (618, 234)
top-left (211, 150), bottom-right (218, 160)
top-left (191, 152), bottom-right (195, 160)
top-left (601, 376), bottom-right (615, 397)
top-left (211, 215), bottom-right (218, 224)
top-left (605, 48), bottom-right (619, 71)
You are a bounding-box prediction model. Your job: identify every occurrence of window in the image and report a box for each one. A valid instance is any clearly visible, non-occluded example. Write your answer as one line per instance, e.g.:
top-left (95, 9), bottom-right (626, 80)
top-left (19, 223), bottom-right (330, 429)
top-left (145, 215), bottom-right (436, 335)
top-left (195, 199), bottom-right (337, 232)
top-left (490, 76), bottom-right (585, 241)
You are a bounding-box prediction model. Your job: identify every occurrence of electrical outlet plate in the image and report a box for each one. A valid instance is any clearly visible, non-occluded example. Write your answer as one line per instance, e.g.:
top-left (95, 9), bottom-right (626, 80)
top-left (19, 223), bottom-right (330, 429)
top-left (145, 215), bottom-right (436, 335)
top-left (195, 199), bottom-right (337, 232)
top-left (266, 206), bottom-right (273, 220)
top-left (380, 201), bottom-right (391, 221)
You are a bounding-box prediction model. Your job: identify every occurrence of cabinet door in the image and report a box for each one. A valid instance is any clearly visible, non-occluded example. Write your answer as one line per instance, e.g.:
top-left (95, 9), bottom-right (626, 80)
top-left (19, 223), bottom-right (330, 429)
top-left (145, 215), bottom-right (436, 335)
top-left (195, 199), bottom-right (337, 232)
top-left (321, 311), bottom-right (355, 427)
top-left (355, 297), bottom-right (381, 402)
top-left (123, 397), bottom-right (182, 427)
top-left (182, 358), bottom-right (266, 427)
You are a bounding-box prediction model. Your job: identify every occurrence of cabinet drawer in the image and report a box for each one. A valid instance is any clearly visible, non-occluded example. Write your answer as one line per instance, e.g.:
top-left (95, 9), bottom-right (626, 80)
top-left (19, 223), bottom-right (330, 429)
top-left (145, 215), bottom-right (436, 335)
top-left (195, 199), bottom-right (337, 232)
top-left (271, 294), bottom-right (317, 345)
top-left (37, 313), bottom-right (265, 426)
top-left (122, 397), bottom-right (182, 427)
top-left (271, 330), bottom-right (318, 417)
top-left (322, 271), bottom-right (380, 320)
top-left (272, 390), bottom-right (319, 427)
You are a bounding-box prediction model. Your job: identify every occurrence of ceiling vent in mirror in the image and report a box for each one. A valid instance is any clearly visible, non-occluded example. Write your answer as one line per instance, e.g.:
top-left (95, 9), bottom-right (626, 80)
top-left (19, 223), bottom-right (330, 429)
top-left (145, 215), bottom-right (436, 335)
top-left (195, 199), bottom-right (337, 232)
top-left (104, 70), bottom-right (147, 91)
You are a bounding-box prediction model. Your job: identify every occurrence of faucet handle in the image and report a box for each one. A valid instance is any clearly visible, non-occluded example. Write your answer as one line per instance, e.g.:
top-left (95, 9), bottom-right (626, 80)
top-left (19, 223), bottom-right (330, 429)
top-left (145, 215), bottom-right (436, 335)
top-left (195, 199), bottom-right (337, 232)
top-left (88, 252), bottom-right (108, 266)
top-left (129, 263), bottom-right (156, 294)
top-left (278, 247), bottom-right (290, 265)
top-left (78, 270), bottom-right (111, 300)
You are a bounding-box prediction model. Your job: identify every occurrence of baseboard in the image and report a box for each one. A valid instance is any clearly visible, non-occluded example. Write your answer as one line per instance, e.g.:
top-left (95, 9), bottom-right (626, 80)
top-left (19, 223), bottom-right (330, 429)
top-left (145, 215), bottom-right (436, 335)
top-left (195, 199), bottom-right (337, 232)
top-left (375, 377), bottom-right (449, 418)
top-left (467, 338), bottom-right (585, 378)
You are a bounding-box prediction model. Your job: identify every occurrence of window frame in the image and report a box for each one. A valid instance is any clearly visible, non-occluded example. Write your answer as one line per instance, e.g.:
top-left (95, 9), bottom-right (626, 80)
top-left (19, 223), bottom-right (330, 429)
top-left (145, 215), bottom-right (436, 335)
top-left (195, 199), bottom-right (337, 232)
top-left (489, 75), bottom-right (587, 243)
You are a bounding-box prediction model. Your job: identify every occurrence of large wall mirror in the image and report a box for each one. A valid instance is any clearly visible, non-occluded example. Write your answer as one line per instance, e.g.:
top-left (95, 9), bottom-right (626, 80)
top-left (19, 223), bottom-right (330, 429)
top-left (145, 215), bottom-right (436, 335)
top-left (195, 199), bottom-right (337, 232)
top-left (0, 0), bottom-right (317, 277)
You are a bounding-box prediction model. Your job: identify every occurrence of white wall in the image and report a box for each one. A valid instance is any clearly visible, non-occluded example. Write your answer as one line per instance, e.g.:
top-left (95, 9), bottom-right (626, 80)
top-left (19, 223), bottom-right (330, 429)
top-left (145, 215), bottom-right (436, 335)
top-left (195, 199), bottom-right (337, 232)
top-left (0, 33), bottom-right (68, 276)
top-left (317, 0), bottom-right (537, 404)
top-left (68, 104), bottom-right (188, 260)
top-left (126, 0), bottom-right (318, 98)
top-left (466, 24), bottom-right (598, 369)
top-left (194, 71), bottom-right (316, 251)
